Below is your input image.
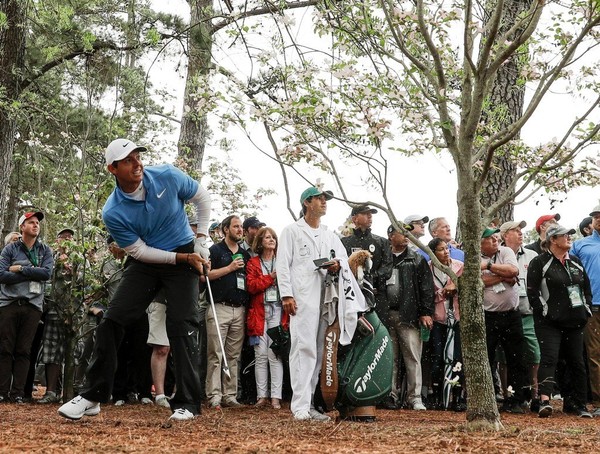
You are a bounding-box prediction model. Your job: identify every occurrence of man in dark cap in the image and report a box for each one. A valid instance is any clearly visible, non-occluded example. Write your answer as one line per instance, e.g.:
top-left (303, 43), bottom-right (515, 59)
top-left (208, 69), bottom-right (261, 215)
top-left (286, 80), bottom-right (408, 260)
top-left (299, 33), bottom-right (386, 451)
top-left (341, 204), bottom-right (392, 309)
top-left (241, 216), bottom-right (266, 257)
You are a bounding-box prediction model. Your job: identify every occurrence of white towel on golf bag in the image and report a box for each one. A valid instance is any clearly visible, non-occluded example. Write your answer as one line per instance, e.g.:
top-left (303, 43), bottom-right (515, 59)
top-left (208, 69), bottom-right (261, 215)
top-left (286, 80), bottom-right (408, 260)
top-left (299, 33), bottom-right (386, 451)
top-left (322, 258), bottom-right (368, 346)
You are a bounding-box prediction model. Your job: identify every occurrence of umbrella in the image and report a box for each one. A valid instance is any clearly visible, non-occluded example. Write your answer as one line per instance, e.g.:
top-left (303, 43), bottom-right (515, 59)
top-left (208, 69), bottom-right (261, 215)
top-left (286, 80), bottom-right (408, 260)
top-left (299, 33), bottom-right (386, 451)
top-left (442, 300), bottom-right (457, 409)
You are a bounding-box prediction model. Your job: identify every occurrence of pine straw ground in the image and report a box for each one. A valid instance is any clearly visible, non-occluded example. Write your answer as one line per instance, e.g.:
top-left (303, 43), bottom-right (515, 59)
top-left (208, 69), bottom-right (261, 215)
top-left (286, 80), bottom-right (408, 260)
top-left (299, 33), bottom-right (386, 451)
top-left (0, 395), bottom-right (598, 453)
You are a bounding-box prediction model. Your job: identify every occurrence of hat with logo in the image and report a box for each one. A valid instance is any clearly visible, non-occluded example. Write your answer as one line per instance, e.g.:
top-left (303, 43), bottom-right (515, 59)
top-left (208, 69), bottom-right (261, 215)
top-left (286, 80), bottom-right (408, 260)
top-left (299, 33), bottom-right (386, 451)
top-left (535, 213), bottom-right (560, 233)
top-left (105, 138), bottom-right (147, 166)
top-left (499, 220), bottom-right (526, 236)
top-left (18, 211), bottom-right (44, 226)
top-left (482, 227), bottom-right (500, 239)
top-left (243, 216), bottom-right (266, 230)
top-left (404, 214), bottom-right (429, 225)
top-left (300, 187), bottom-right (334, 205)
top-left (351, 205), bottom-right (378, 216)
top-left (546, 224), bottom-right (576, 238)
top-left (387, 223), bottom-right (414, 235)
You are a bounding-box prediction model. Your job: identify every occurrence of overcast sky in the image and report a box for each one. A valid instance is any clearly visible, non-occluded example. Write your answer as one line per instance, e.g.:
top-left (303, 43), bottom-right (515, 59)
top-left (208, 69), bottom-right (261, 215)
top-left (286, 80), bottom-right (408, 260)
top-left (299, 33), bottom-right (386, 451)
top-left (147, 1), bottom-right (599, 241)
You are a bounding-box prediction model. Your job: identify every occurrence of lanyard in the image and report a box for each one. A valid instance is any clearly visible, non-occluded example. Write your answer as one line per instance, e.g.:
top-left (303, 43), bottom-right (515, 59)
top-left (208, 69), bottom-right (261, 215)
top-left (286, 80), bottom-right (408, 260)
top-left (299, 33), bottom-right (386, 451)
top-left (21, 241), bottom-right (39, 267)
top-left (260, 257), bottom-right (275, 275)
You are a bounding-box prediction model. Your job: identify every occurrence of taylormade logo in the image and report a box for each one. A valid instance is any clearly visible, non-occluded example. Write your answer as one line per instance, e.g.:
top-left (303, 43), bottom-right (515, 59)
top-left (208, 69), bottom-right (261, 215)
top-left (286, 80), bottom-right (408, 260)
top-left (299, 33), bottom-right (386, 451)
top-left (353, 335), bottom-right (389, 394)
top-left (324, 331), bottom-right (337, 386)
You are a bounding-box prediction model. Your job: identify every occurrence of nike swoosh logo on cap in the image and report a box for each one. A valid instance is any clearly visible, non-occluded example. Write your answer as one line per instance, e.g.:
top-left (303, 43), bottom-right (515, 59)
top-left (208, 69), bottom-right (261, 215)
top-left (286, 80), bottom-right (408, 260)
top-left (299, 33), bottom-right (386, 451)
top-left (122, 142), bottom-right (129, 147)
top-left (157, 189), bottom-right (166, 198)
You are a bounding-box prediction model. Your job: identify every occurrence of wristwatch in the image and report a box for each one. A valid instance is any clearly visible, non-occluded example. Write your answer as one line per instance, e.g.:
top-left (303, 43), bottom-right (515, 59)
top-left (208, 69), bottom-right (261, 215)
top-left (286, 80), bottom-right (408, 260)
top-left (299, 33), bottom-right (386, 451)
top-left (486, 260), bottom-right (492, 271)
top-left (19, 265), bottom-right (24, 272)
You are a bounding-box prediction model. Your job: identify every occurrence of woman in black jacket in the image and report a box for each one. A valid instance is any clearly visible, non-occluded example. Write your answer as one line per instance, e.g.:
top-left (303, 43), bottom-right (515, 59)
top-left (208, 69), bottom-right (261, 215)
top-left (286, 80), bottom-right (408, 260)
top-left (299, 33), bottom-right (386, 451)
top-left (527, 225), bottom-right (592, 418)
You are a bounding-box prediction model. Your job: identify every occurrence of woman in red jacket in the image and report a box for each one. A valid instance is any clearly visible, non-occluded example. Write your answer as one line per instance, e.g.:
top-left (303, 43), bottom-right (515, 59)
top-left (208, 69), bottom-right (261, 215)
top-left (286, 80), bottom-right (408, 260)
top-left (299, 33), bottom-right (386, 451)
top-left (246, 227), bottom-right (288, 409)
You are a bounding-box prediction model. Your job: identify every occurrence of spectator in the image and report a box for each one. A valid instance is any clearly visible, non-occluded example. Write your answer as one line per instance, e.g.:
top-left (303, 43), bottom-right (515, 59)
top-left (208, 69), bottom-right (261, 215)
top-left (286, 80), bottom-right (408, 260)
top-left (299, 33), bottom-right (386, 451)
top-left (525, 214), bottom-right (560, 254)
top-left (579, 217), bottom-right (593, 238)
top-left (404, 214), bottom-right (430, 259)
top-left (146, 293), bottom-right (172, 408)
top-left (277, 186), bottom-right (346, 421)
top-left (205, 215), bottom-right (250, 409)
top-left (499, 220), bottom-right (540, 408)
top-left (0, 212), bottom-right (53, 403)
top-left (428, 217), bottom-right (464, 261)
top-left (527, 225), bottom-right (592, 418)
top-left (241, 217), bottom-right (266, 257)
top-left (480, 227), bottom-right (529, 413)
top-left (341, 204), bottom-right (392, 406)
top-left (3, 232), bottom-right (21, 248)
top-left (570, 204), bottom-right (600, 417)
top-left (38, 228), bottom-right (78, 404)
top-left (385, 223), bottom-right (434, 410)
top-left (59, 138), bottom-right (210, 421)
top-left (246, 227), bottom-right (288, 410)
top-left (427, 237), bottom-right (464, 410)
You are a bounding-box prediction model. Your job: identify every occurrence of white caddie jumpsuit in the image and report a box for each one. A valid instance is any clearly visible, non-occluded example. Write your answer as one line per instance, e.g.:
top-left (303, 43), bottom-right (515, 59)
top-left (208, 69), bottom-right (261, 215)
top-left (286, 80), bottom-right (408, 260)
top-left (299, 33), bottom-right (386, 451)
top-left (276, 218), bottom-right (348, 414)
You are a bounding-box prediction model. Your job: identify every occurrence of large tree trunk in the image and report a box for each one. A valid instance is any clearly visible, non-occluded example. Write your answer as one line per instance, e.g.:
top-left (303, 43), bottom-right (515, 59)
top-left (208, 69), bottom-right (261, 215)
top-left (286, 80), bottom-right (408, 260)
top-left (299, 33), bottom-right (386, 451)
top-left (456, 167), bottom-right (503, 429)
top-left (0, 0), bottom-right (27, 234)
top-left (178, 0), bottom-right (213, 171)
top-left (480, 0), bottom-right (531, 223)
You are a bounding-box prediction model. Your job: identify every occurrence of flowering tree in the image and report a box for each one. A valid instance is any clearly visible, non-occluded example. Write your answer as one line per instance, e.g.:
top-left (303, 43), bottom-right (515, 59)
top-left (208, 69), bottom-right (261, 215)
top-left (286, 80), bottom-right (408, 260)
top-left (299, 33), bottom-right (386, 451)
top-left (193, 0), bottom-right (600, 428)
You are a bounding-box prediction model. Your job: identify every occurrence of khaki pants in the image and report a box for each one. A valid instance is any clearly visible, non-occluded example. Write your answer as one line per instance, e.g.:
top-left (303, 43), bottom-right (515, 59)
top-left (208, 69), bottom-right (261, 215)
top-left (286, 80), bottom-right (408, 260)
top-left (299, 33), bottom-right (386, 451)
top-left (584, 309), bottom-right (600, 407)
top-left (205, 303), bottom-right (245, 403)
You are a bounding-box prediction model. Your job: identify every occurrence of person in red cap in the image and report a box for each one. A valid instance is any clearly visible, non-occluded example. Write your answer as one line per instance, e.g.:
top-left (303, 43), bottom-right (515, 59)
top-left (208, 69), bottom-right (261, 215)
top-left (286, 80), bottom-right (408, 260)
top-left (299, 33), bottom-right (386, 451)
top-left (525, 214), bottom-right (560, 254)
top-left (0, 211), bottom-right (54, 403)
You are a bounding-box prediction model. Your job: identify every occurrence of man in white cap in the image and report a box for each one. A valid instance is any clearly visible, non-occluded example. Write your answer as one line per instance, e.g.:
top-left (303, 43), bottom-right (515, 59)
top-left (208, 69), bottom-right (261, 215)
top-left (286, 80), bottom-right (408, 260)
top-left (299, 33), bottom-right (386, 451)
top-left (570, 203), bottom-right (600, 417)
top-left (0, 211), bottom-right (53, 403)
top-left (59, 138), bottom-right (211, 421)
top-left (500, 220), bottom-right (540, 408)
top-left (277, 186), bottom-right (347, 421)
top-left (404, 214), bottom-right (430, 259)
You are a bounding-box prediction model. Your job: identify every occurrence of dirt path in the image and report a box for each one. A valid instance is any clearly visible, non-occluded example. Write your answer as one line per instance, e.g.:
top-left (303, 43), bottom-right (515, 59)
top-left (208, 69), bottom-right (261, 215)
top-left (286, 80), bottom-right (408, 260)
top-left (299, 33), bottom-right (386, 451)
top-left (0, 400), bottom-right (598, 453)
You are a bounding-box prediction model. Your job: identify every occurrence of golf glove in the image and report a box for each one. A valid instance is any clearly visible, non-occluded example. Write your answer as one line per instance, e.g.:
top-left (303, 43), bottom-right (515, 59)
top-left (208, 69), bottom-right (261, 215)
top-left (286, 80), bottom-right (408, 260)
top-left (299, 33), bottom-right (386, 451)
top-left (194, 237), bottom-right (210, 260)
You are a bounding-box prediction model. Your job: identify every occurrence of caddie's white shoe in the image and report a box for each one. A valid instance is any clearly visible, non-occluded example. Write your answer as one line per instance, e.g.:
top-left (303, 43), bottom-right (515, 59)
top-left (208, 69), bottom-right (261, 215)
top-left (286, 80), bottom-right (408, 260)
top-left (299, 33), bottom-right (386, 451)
top-left (58, 396), bottom-right (100, 420)
top-left (293, 410), bottom-right (311, 421)
top-left (169, 408), bottom-right (196, 421)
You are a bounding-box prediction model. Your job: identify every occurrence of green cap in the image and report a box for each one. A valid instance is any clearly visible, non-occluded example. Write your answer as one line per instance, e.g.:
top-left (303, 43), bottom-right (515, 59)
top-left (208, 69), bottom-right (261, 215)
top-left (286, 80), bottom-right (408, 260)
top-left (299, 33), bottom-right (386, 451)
top-left (300, 187), bottom-right (333, 205)
top-left (482, 227), bottom-right (500, 239)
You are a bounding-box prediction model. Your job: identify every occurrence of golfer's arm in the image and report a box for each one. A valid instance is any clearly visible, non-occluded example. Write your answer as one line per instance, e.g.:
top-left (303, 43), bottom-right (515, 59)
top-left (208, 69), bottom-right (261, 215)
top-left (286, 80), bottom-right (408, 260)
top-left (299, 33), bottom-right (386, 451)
top-left (124, 239), bottom-right (176, 264)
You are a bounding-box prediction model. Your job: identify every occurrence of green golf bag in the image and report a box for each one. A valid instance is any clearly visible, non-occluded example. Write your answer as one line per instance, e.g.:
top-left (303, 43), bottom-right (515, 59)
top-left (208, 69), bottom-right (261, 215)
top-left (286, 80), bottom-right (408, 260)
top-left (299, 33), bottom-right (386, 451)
top-left (335, 309), bottom-right (393, 414)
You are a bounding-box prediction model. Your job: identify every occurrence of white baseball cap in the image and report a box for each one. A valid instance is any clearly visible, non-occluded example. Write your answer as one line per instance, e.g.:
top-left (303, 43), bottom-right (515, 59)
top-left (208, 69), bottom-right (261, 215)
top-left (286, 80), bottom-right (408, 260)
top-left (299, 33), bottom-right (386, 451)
top-left (105, 138), bottom-right (147, 165)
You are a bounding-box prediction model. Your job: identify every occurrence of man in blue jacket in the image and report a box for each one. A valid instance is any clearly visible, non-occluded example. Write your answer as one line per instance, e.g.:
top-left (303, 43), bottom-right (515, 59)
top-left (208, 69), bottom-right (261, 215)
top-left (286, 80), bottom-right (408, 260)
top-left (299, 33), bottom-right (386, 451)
top-left (0, 211), bottom-right (53, 403)
top-left (570, 204), bottom-right (600, 417)
top-left (59, 138), bottom-right (211, 421)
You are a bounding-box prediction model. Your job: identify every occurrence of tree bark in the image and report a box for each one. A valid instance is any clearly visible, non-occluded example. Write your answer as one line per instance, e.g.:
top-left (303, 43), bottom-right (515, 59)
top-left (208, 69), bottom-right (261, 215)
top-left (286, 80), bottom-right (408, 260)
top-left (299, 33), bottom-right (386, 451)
top-left (480, 0), bottom-right (532, 224)
top-left (178, 0), bottom-right (213, 171)
top-left (456, 164), bottom-right (503, 429)
top-left (0, 0), bottom-right (27, 234)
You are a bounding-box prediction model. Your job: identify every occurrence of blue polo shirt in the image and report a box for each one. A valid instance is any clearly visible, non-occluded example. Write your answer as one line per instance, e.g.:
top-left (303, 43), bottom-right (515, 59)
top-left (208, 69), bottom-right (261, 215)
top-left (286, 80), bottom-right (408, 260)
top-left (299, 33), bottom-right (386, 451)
top-left (449, 243), bottom-right (465, 261)
top-left (103, 164), bottom-right (198, 250)
top-left (570, 230), bottom-right (600, 305)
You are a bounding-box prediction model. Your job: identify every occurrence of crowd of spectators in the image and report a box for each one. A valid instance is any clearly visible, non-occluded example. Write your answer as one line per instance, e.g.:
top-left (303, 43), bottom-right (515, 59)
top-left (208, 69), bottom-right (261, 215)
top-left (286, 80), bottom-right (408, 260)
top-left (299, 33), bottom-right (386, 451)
top-left (1, 191), bottom-right (599, 421)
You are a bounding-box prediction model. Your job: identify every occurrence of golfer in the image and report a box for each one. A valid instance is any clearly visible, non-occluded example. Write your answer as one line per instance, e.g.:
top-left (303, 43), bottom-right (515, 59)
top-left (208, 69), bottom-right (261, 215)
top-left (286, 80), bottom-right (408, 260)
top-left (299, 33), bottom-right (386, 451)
top-left (59, 138), bottom-right (211, 421)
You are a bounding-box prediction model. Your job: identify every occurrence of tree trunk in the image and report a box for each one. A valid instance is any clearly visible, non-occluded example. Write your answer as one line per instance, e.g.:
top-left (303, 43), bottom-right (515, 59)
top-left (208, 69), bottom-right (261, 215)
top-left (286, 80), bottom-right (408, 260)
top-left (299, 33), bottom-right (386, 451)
top-left (456, 166), bottom-right (503, 429)
top-left (479, 0), bottom-right (532, 223)
top-left (0, 0), bottom-right (27, 234)
top-left (178, 0), bottom-right (214, 171)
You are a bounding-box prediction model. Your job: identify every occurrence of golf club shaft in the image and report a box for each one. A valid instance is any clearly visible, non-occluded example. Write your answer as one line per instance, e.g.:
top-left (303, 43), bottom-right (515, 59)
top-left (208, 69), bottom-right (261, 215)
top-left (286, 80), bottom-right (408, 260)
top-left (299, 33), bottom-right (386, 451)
top-left (204, 272), bottom-right (231, 378)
